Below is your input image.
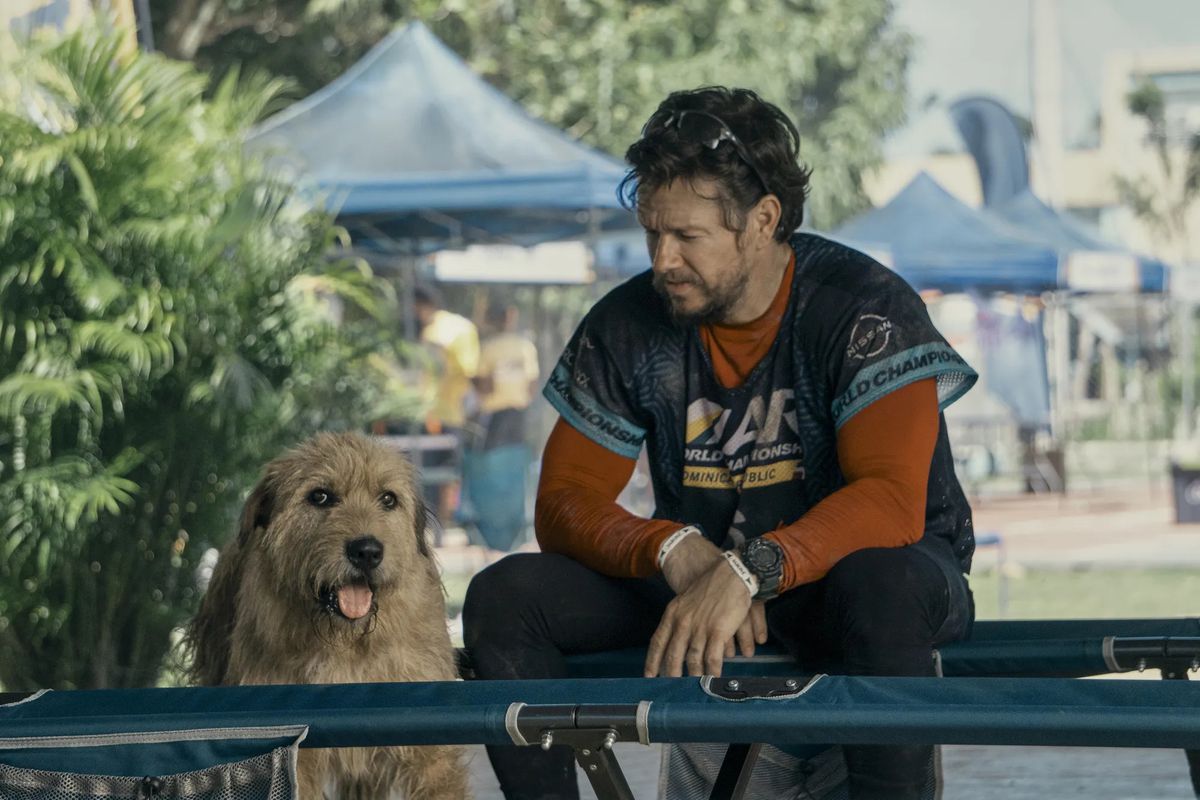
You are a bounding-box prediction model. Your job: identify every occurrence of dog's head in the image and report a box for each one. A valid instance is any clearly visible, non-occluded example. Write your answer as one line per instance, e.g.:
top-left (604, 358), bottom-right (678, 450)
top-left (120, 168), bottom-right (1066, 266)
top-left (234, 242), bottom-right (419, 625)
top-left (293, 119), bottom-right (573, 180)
top-left (237, 431), bottom-right (430, 630)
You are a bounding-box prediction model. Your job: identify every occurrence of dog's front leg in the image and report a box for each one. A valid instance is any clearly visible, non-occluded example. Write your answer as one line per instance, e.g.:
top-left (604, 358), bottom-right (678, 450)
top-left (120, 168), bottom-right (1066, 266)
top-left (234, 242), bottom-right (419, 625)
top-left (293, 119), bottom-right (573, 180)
top-left (395, 744), bottom-right (471, 799)
top-left (296, 749), bottom-right (330, 800)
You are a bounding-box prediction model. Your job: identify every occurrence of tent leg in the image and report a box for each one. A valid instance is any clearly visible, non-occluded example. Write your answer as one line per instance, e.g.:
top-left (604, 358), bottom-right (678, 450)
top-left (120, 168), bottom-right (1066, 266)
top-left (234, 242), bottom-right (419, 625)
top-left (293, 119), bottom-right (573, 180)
top-left (574, 743), bottom-right (637, 800)
top-left (708, 743), bottom-right (762, 800)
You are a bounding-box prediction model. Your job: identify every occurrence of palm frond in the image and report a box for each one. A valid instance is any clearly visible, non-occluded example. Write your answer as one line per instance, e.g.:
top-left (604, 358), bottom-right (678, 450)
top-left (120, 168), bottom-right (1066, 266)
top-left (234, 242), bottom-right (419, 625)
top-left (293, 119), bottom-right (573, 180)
top-left (200, 353), bottom-right (272, 414)
top-left (0, 365), bottom-right (109, 421)
top-left (72, 321), bottom-right (175, 377)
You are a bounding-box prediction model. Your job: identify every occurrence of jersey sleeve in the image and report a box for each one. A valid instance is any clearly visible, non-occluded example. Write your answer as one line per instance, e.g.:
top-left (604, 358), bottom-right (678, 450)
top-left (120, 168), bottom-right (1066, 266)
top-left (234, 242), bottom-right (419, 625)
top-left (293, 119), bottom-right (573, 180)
top-left (542, 304), bottom-right (648, 459)
top-left (820, 276), bottom-right (978, 430)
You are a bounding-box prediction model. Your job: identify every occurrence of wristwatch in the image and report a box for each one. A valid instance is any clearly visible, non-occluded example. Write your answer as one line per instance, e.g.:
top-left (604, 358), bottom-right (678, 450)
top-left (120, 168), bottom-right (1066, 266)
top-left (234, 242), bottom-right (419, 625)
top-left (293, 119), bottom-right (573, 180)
top-left (741, 538), bottom-right (784, 600)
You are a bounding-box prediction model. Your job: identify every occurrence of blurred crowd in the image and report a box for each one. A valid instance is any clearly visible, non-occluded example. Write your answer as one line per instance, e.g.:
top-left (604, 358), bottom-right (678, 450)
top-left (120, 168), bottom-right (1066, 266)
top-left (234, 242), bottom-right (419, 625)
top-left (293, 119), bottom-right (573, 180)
top-left (373, 283), bottom-right (540, 556)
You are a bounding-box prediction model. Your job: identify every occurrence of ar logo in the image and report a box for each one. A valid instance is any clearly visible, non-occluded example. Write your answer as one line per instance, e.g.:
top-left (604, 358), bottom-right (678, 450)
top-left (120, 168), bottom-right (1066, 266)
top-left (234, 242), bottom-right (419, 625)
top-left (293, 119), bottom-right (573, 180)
top-left (846, 314), bottom-right (893, 360)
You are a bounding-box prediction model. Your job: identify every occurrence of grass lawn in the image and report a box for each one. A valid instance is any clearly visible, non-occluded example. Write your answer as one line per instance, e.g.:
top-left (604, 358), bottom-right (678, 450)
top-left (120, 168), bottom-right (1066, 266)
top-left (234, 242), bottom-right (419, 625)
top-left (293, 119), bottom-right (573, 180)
top-left (967, 567), bottom-right (1200, 620)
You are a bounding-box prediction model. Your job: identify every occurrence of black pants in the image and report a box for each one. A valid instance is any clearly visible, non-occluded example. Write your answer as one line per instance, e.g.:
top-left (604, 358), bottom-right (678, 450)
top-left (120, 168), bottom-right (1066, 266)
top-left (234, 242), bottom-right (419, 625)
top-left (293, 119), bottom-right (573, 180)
top-left (463, 542), bottom-right (973, 800)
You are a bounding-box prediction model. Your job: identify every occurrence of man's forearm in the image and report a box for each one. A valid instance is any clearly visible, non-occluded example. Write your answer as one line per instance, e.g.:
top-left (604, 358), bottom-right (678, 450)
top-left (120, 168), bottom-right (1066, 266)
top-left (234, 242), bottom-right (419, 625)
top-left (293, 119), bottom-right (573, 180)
top-left (535, 418), bottom-right (678, 577)
top-left (535, 486), bottom-right (678, 577)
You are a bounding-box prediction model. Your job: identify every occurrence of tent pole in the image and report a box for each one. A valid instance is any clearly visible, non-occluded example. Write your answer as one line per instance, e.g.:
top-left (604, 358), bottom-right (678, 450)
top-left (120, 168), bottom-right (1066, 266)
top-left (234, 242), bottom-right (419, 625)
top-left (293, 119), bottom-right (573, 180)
top-left (1048, 292), bottom-right (1071, 444)
top-left (1180, 297), bottom-right (1196, 442)
top-left (402, 243), bottom-right (418, 342)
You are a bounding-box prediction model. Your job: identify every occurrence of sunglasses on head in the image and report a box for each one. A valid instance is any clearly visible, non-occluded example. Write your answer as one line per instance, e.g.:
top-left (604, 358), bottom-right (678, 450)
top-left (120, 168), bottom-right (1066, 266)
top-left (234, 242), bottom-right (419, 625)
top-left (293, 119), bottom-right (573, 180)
top-left (660, 109), bottom-right (772, 194)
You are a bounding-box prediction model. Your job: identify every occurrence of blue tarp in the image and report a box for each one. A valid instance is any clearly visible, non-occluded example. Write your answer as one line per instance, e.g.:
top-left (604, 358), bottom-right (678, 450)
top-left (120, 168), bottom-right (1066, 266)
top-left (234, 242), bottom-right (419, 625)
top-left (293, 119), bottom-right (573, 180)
top-left (995, 189), bottom-right (1169, 292)
top-left (246, 22), bottom-right (634, 249)
top-left (831, 172), bottom-right (1062, 293)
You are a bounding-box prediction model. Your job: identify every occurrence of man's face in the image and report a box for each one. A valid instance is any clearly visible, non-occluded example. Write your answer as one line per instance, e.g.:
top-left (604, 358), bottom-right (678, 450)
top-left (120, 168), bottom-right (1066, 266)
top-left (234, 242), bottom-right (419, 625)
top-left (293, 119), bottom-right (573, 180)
top-left (639, 178), bottom-right (751, 325)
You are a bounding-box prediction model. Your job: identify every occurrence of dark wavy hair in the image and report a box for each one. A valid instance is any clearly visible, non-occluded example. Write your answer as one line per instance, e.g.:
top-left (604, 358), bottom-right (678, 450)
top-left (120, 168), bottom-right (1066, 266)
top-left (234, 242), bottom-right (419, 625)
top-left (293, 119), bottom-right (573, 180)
top-left (619, 87), bottom-right (812, 241)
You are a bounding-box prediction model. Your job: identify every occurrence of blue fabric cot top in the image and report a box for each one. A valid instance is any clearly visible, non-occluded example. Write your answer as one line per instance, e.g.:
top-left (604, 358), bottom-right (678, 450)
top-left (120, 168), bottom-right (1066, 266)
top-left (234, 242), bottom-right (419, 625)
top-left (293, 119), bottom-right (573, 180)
top-left (3, 673), bottom-right (1199, 751)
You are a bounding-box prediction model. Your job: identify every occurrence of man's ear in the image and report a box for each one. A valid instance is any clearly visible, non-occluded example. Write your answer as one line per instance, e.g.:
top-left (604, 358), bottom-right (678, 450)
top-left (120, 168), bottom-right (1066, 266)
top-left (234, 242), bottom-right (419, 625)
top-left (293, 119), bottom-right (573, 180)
top-left (751, 194), bottom-right (783, 246)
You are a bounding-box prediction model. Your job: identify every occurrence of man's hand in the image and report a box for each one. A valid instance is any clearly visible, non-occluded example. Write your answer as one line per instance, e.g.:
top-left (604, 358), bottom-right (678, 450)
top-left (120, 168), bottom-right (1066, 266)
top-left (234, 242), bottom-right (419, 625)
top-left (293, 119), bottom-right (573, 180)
top-left (725, 601), bottom-right (768, 662)
top-left (660, 533), bottom-right (722, 594)
top-left (645, 556), bottom-right (754, 678)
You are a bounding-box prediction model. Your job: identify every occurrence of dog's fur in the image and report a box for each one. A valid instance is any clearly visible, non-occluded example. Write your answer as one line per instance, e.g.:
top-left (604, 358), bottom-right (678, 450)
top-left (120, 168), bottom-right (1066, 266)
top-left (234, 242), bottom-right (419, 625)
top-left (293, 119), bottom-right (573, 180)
top-left (188, 432), bottom-right (468, 799)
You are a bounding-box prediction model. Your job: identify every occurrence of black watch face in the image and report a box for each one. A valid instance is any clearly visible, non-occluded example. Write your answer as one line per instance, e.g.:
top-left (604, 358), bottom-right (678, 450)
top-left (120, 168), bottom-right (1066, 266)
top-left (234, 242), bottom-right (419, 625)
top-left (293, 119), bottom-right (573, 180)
top-left (747, 540), bottom-right (780, 571)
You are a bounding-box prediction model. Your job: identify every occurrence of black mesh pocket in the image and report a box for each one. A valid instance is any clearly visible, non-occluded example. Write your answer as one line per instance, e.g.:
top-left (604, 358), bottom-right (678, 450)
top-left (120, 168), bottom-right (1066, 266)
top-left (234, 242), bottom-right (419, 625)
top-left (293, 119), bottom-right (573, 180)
top-left (0, 726), bottom-right (305, 800)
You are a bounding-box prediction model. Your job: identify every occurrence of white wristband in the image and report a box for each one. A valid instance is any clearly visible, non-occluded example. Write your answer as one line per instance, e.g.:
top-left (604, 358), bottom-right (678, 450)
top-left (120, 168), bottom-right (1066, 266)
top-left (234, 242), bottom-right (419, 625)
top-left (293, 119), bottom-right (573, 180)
top-left (721, 550), bottom-right (760, 598)
top-left (657, 525), bottom-right (701, 569)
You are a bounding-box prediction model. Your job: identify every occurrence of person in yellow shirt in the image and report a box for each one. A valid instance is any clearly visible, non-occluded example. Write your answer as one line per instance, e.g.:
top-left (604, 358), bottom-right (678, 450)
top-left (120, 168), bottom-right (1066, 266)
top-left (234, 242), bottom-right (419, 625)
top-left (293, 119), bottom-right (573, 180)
top-left (475, 303), bottom-right (540, 449)
top-left (413, 284), bottom-right (479, 530)
top-left (415, 284), bottom-right (480, 432)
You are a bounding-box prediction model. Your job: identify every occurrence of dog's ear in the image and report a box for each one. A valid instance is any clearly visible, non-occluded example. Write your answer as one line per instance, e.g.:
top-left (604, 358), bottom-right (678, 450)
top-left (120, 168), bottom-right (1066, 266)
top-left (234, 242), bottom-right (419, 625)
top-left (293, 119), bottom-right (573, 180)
top-left (187, 475), bottom-right (274, 686)
top-left (237, 477), bottom-right (274, 546)
top-left (413, 495), bottom-right (432, 558)
top-left (187, 545), bottom-right (242, 686)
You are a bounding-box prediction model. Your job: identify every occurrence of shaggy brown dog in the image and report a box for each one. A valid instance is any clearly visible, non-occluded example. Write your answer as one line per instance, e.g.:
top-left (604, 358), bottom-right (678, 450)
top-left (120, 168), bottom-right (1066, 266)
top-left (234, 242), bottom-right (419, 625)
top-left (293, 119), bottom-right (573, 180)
top-left (188, 432), bottom-right (469, 799)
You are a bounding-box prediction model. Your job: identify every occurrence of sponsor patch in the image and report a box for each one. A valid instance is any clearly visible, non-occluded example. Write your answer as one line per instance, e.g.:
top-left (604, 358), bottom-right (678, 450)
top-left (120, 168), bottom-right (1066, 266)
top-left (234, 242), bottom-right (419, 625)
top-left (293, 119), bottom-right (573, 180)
top-left (846, 314), bottom-right (894, 360)
top-left (682, 460), bottom-right (805, 490)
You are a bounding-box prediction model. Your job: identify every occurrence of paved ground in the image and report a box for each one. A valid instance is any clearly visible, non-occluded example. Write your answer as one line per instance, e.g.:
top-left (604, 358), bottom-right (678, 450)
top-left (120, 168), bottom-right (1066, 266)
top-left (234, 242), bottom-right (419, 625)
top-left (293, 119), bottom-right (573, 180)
top-left (464, 742), bottom-right (1198, 799)
top-left (969, 482), bottom-right (1200, 568)
top-left (442, 482), bottom-right (1200, 799)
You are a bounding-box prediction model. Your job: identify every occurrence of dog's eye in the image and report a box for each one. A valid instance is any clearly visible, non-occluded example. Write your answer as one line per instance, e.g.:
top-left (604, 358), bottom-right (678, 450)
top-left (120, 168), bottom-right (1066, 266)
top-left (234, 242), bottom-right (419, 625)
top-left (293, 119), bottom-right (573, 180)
top-left (308, 488), bottom-right (337, 507)
top-left (380, 491), bottom-right (398, 510)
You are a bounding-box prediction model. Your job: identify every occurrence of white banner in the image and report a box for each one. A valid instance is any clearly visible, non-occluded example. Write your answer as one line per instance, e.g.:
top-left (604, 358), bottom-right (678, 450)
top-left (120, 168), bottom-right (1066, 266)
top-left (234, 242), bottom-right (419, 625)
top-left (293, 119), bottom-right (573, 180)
top-left (1063, 250), bottom-right (1140, 293)
top-left (432, 241), bottom-right (593, 284)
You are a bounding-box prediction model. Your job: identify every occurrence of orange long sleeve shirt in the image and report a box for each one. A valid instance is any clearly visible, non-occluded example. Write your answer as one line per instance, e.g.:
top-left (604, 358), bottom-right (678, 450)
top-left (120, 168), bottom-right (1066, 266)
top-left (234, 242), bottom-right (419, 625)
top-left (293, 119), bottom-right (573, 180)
top-left (535, 258), bottom-right (940, 593)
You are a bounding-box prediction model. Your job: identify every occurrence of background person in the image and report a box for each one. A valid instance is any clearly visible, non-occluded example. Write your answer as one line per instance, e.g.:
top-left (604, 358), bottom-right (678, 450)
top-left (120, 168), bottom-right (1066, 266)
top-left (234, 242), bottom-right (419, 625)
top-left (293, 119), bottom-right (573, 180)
top-left (413, 283), bottom-right (480, 533)
top-left (473, 303), bottom-right (540, 451)
top-left (461, 303), bottom-right (541, 554)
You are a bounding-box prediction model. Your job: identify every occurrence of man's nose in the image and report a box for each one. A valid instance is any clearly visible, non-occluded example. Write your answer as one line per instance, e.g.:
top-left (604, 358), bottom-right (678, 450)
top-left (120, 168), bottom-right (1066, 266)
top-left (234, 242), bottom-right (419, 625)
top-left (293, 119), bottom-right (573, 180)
top-left (650, 235), bottom-right (683, 273)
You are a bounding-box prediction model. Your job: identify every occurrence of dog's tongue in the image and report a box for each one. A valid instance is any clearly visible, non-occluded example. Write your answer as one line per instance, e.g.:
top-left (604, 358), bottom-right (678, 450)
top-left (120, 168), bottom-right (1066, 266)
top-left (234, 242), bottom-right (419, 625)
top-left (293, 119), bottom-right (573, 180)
top-left (337, 585), bottom-right (373, 620)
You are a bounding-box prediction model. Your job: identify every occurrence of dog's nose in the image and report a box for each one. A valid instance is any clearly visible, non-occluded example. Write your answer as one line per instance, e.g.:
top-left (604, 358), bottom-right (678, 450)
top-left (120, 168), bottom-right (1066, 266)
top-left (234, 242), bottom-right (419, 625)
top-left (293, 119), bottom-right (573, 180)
top-left (345, 536), bottom-right (384, 571)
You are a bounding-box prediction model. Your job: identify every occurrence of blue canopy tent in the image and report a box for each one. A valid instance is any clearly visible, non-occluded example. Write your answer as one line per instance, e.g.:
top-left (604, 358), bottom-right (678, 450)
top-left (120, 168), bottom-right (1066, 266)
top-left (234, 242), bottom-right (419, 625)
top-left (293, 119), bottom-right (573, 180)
top-left (995, 188), bottom-right (1169, 293)
top-left (829, 173), bottom-right (1066, 434)
top-left (829, 172), bottom-right (1062, 293)
top-left (246, 21), bottom-right (635, 252)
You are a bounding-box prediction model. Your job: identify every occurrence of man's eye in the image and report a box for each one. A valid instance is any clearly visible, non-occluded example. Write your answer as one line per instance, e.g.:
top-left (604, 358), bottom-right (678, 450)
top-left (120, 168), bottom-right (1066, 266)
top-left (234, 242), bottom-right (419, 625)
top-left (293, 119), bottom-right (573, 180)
top-left (308, 489), bottom-right (337, 507)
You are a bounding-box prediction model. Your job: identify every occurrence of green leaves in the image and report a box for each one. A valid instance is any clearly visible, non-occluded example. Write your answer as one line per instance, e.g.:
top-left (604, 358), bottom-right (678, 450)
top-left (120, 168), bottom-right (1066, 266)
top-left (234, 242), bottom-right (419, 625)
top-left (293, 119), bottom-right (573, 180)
top-left (0, 23), bottom-right (408, 690)
top-left (1116, 78), bottom-right (1200, 262)
top-left (434, 0), bottom-right (909, 228)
